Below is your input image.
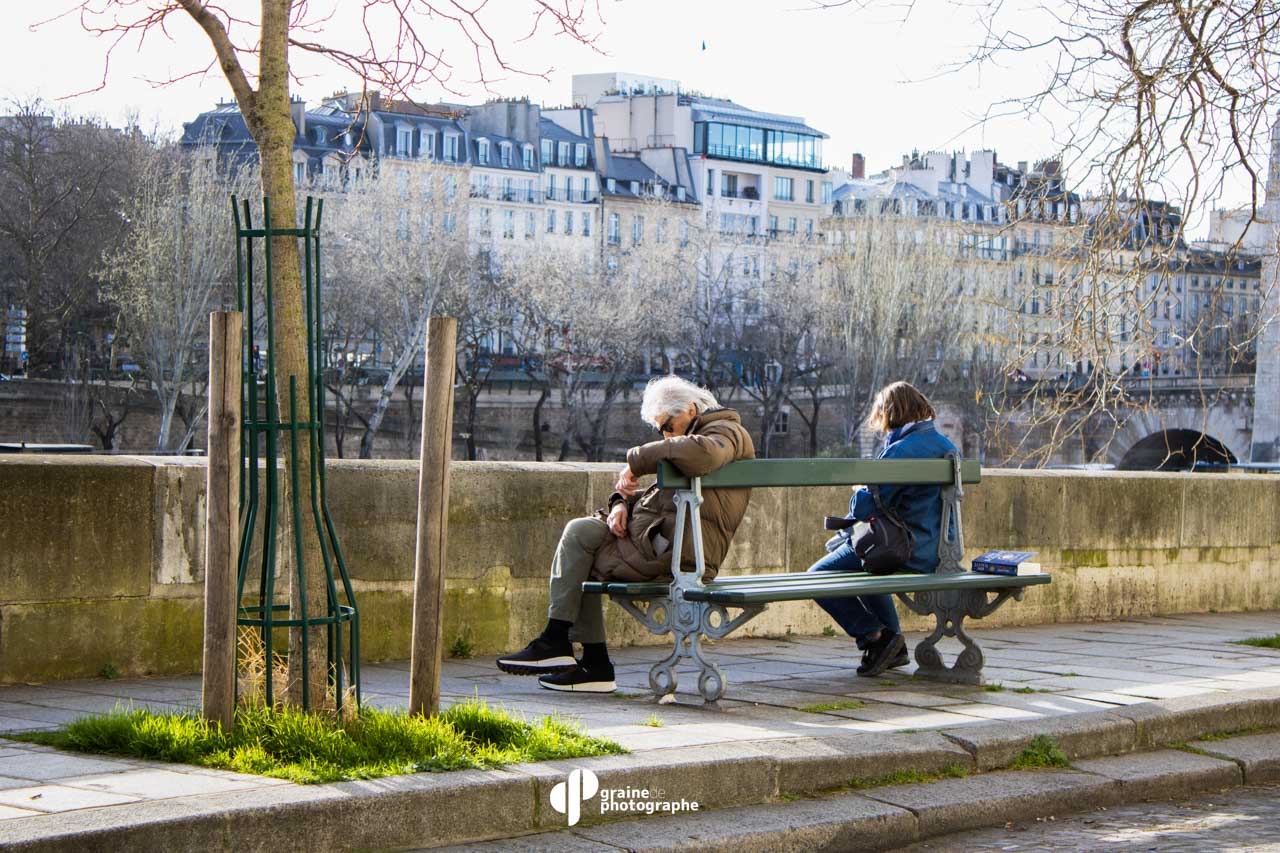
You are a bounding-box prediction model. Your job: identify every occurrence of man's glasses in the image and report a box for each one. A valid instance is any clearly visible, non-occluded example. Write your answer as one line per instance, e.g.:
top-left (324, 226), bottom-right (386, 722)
top-left (658, 416), bottom-right (677, 435)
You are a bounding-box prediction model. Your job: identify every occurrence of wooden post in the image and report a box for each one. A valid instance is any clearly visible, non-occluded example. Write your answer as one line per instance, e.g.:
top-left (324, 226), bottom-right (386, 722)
top-left (409, 317), bottom-right (458, 716)
top-left (203, 311), bottom-right (242, 730)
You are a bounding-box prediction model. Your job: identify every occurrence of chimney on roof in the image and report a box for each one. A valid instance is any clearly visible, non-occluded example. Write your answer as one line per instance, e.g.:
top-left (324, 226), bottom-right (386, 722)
top-left (850, 152), bottom-right (865, 179)
top-left (290, 96), bottom-right (306, 137)
top-left (1017, 160), bottom-right (1028, 174)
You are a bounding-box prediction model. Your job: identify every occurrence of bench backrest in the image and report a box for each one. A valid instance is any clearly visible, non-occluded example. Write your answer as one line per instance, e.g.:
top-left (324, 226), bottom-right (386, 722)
top-left (656, 457), bottom-right (981, 489)
top-left (655, 455), bottom-right (977, 585)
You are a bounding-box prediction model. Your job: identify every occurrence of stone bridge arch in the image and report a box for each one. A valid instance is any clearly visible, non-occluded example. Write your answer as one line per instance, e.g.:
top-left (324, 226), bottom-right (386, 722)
top-left (1106, 405), bottom-right (1251, 470)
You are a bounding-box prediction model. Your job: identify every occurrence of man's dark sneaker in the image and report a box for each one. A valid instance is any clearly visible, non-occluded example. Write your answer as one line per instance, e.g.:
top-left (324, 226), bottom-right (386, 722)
top-left (856, 632), bottom-right (906, 677)
top-left (538, 662), bottom-right (616, 693)
top-left (497, 636), bottom-right (576, 675)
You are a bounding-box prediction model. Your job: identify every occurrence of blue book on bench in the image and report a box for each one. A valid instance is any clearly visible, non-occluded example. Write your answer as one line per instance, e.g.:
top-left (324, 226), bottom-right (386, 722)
top-left (971, 550), bottom-right (1041, 576)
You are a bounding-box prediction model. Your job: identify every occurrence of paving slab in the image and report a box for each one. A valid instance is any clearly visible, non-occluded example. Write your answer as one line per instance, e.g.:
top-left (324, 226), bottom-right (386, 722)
top-left (0, 784), bottom-right (140, 813)
top-left (1190, 731), bottom-right (1280, 783)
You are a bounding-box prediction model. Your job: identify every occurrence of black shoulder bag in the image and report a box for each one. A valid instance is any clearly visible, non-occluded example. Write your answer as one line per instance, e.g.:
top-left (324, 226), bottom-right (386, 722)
top-left (852, 484), bottom-right (914, 575)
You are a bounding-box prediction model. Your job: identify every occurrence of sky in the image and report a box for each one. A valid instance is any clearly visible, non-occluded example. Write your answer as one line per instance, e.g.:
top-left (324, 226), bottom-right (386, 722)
top-left (0, 1), bottom-right (1256, 233)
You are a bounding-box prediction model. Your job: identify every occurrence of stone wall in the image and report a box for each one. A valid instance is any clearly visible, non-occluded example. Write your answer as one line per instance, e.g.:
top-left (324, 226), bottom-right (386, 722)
top-left (2, 457), bottom-right (1278, 683)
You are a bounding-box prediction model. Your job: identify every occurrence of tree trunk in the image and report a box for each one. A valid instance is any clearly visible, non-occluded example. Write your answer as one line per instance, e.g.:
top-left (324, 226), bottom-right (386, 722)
top-left (251, 0), bottom-right (327, 709)
top-left (531, 382), bottom-right (547, 461)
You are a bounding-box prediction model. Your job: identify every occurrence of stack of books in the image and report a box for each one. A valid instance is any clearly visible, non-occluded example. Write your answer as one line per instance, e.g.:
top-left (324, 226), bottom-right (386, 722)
top-left (971, 550), bottom-right (1042, 576)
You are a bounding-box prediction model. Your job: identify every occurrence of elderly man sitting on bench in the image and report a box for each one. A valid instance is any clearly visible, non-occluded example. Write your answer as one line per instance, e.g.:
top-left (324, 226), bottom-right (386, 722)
top-left (496, 376), bottom-right (755, 693)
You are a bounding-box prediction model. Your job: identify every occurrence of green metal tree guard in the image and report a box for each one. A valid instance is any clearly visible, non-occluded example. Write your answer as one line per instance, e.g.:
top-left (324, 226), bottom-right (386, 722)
top-left (232, 196), bottom-right (360, 713)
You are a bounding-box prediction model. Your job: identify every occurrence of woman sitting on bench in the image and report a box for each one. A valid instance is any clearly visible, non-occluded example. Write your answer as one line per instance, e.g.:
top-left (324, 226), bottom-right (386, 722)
top-left (809, 381), bottom-right (957, 677)
top-left (497, 376), bottom-right (755, 693)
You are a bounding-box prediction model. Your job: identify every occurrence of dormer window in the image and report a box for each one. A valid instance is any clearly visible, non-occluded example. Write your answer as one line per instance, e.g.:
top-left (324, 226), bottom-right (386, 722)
top-left (607, 178), bottom-right (616, 193)
top-left (523, 145), bottom-right (534, 169)
top-left (676, 186), bottom-right (686, 202)
top-left (630, 181), bottom-right (640, 195)
top-left (558, 141), bottom-right (570, 166)
top-left (443, 133), bottom-right (459, 162)
top-left (422, 133), bottom-right (434, 159)
top-left (541, 139), bottom-right (553, 166)
top-left (477, 138), bottom-right (490, 164)
top-left (574, 143), bottom-right (587, 167)
top-left (395, 126), bottom-right (413, 156)
top-left (313, 127), bottom-right (325, 145)
top-left (499, 142), bottom-right (512, 168)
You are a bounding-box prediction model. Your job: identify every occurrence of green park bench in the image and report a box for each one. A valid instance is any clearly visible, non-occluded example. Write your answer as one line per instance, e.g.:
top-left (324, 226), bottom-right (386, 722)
top-left (583, 455), bottom-right (1051, 702)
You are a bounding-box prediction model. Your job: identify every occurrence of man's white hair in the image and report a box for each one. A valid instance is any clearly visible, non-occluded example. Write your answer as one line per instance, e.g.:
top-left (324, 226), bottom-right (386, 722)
top-left (640, 376), bottom-right (719, 428)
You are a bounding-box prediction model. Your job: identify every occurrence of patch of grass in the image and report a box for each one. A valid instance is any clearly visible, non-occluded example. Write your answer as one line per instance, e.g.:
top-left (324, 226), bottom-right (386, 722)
top-left (983, 684), bottom-right (1006, 692)
top-left (642, 715), bottom-right (663, 728)
top-left (878, 679), bottom-right (897, 687)
top-left (1060, 672), bottom-right (1081, 678)
top-left (98, 663), bottom-right (121, 680)
top-left (1233, 634), bottom-right (1280, 649)
top-left (848, 763), bottom-right (969, 789)
top-left (1008, 734), bottom-right (1069, 770)
top-left (1013, 686), bottom-right (1044, 694)
top-left (1187, 726), bottom-right (1264, 743)
top-left (798, 700), bottom-right (865, 713)
top-left (777, 791), bottom-right (801, 802)
top-left (12, 699), bottom-right (625, 784)
top-left (821, 626), bottom-right (837, 637)
top-left (448, 632), bottom-right (475, 659)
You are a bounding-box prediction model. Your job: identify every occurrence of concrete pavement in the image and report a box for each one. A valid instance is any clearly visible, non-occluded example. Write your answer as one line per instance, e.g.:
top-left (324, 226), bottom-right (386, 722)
top-left (0, 611), bottom-right (1278, 850)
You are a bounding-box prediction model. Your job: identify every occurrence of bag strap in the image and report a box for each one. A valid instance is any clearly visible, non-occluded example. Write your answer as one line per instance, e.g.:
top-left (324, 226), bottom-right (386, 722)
top-left (867, 483), bottom-right (915, 546)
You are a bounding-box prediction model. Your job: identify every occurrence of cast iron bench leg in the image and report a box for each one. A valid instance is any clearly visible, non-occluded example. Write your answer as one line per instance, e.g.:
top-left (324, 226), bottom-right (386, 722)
top-left (611, 594), bottom-right (764, 702)
top-left (896, 587), bottom-right (1027, 685)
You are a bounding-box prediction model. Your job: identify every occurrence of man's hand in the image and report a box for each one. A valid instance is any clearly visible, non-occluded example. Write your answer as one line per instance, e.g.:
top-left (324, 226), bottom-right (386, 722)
top-left (615, 466), bottom-right (641, 497)
top-left (607, 503), bottom-right (629, 538)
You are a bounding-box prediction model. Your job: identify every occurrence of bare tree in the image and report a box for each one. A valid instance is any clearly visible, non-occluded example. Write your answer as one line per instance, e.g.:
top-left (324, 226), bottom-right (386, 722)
top-left (0, 102), bottom-right (135, 376)
top-left (104, 144), bottom-right (251, 450)
top-left (823, 211), bottom-right (970, 454)
top-left (323, 160), bottom-right (471, 458)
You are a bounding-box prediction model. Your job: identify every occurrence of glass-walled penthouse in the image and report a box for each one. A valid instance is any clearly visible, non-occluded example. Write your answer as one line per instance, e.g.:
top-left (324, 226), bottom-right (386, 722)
top-left (693, 122), bottom-right (823, 171)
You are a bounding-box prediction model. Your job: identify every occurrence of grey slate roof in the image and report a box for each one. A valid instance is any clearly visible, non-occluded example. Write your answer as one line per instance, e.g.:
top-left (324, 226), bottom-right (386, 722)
top-left (688, 96), bottom-right (827, 138)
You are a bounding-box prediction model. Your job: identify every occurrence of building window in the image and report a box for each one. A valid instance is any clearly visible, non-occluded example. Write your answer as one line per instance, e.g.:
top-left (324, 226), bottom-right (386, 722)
top-left (608, 212), bottom-right (621, 245)
top-left (805, 219), bottom-right (814, 238)
top-left (523, 145), bottom-right (533, 169)
top-left (422, 133), bottom-right (434, 159)
top-left (774, 176), bottom-right (794, 201)
top-left (396, 127), bottom-right (413, 156)
top-left (788, 217), bottom-right (797, 234)
top-left (479, 207), bottom-right (492, 235)
top-left (443, 212), bottom-right (456, 233)
top-left (500, 143), bottom-right (512, 168)
top-left (771, 410), bottom-right (789, 435)
top-left (546, 174), bottom-right (557, 201)
top-left (581, 176), bottom-right (591, 202)
top-left (574, 143), bottom-right (587, 167)
top-left (821, 181), bottom-right (833, 204)
top-left (558, 141), bottom-right (570, 165)
top-left (525, 179), bottom-right (536, 202)
top-left (546, 209), bottom-right (557, 233)
top-left (443, 134), bottom-right (459, 162)
top-left (630, 181), bottom-right (640, 195)
top-left (564, 210), bottom-right (574, 235)
top-left (677, 186), bottom-right (686, 202)
top-left (632, 215), bottom-right (644, 246)
top-left (525, 211), bottom-right (536, 239)
top-left (444, 175), bottom-right (457, 201)
top-left (706, 169), bottom-right (715, 197)
top-left (806, 180), bottom-right (814, 203)
top-left (294, 162), bottom-right (305, 183)
top-left (679, 220), bottom-right (689, 247)
top-left (582, 213), bottom-right (591, 237)
top-left (502, 177), bottom-right (513, 200)
top-left (477, 139), bottom-right (490, 164)
top-left (607, 177), bottom-right (617, 193)
top-left (503, 209), bottom-right (515, 239)
top-left (769, 215), bottom-right (779, 237)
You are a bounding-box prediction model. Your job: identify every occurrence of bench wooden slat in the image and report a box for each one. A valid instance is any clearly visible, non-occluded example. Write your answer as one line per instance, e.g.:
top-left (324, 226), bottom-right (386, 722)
top-left (583, 571), bottom-right (873, 598)
top-left (656, 457), bottom-right (981, 489)
top-left (683, 572), bottom-right (1051, 605)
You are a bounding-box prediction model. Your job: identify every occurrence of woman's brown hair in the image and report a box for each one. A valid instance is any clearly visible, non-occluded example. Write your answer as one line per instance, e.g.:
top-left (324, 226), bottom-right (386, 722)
top-left (868, 381), bottom-right (936, 432)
